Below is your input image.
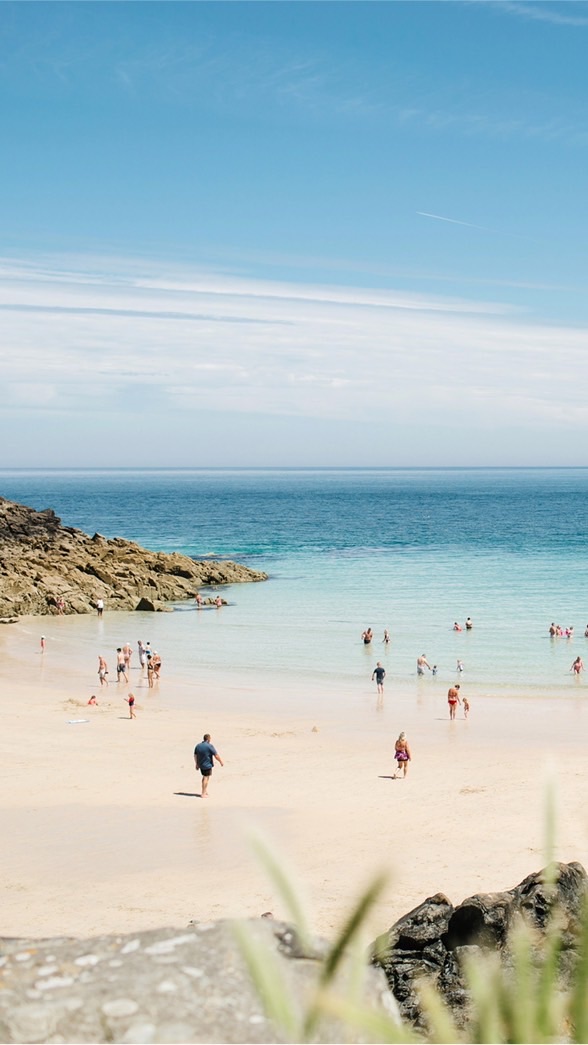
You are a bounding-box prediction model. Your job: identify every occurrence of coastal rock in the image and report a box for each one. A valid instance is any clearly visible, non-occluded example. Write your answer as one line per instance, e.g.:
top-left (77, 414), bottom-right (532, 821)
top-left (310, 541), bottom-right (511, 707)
top-left (0, 496), bottom-right (268, 617)
top-left (0, 920), bottom-right (398, 1044)
top-left (371, 862), bottom-right (588, 1030)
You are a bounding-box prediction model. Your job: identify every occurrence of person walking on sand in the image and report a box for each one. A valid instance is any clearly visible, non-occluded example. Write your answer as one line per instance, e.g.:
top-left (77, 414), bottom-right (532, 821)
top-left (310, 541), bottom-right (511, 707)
top-left (416, 654), bottom-right (431, 676)
top-left (372, 662), bottom-right (386, 695)
top-left (40, 635), bottom-right (45, 654)
top-left (393, 732), bottom-right (411, 778)
top-left (98, 655), bottom-right (109, 686)
top-left (194, 733), bottom-right (224, 797)
top-left (571, 656), bottom-right (584, 675)
top-left (116, 648), bottom-right (128, 684)
top-left (125, 692), bottom-right (136, 719)
top-left (463, 696), bottom-right (470, 718)
top-left (448, 684), bottom-right (461, 719)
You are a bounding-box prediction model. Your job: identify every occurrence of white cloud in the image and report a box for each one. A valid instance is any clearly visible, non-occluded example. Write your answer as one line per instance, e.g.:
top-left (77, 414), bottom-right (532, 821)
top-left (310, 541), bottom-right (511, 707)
top-left (0, 252), bottom-right (587, 437)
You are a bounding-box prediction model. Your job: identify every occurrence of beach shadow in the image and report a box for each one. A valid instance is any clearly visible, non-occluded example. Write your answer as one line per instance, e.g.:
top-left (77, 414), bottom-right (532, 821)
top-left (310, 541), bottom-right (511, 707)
top-left (174, 791), bottom-right (200, 798)
top-left (378, 775), bottom-right (397, 780)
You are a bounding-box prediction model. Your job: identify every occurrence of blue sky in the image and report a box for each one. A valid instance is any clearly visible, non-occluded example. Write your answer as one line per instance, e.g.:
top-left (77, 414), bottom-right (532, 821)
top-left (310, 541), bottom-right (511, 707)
top-left (1, 0), bottom-right (587, 466)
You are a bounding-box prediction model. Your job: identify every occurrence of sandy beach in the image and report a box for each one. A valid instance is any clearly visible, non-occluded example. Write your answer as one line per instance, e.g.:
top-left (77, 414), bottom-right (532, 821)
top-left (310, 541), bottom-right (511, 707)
top-left (2, 615), bottom-right (588, 945)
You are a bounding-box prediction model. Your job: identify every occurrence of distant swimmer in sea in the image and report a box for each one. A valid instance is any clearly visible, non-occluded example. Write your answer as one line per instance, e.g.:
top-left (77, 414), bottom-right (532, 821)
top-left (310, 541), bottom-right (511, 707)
top-left (556, 625), bottom-right (563, 636)
top-left (372, 662), bottom-right (386, 695)
top-left (215, 595), bottom-right (223, 607)
top-left (453, 622), bottom-right (463, 632)
top-left (393, 732), bottom-right (411, 779)
top-left (463, 696), bottom-right (470, 718)
top-left (416, 654), bottom-right (431, 676)
top-left (362, 628), bottom-right (373, 645)
top-left (448, 684), bottom-right (461, 720)
top-left (383, 629), bottom-right (390, 645)
top-left (456, 659), bottom-right (464, 673)
top-left (195, 592), bottom-right (204, 609)
top-left (549, 623), bottom-right (557, 637)
top-left (566, 626), bottom-right (574, 639)
top-left (571, 656), bottom-right (584, 675)
top-left (465, 617), bottom-right (473, 630)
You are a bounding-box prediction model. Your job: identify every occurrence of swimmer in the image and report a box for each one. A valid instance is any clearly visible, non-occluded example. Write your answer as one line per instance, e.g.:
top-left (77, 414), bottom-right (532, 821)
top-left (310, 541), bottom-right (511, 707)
top-left (362, 628), bottom-right (373, 645)
top-left (383, 629), bottom-right (390, 645)
top-left (448, 684), bottom-right (461, 720)
top-left (549, 623), bottom-right (557, 637)
top-left (215, 596), bottom-right (223, 608)
top-left (571, 656), bottom-right (584, 675)
top-left (456, 659), bottom-right (464, 673)
top-left (432, 664), bottom-right (438, 676)
top-left (453, 622), bottom-right (463, 632)
top-left (393, 732), bottom-right (411, 778)
top-left (465, 617), bottom-right (473, 630)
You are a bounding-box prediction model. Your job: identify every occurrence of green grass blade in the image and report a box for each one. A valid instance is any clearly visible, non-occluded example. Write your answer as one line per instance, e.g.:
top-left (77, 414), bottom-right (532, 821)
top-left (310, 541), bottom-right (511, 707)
top-left (248, 831), bottom-right (312, 948)
top-left (233, 920), bottom-right (300, 1040)
top-left (320, 872), bottom-right (388, 986)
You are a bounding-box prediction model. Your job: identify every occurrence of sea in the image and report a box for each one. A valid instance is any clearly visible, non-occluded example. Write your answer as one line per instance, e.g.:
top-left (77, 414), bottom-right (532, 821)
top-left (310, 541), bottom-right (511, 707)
top-left (2, 468), bottom-right (588, 699)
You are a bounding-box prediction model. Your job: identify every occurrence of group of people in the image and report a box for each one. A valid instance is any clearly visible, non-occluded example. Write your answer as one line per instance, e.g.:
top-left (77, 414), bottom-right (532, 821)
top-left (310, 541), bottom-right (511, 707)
top-left (97, 641), bottom-right (162, 689)
top-left (549, 623), bottom-right (588, 639)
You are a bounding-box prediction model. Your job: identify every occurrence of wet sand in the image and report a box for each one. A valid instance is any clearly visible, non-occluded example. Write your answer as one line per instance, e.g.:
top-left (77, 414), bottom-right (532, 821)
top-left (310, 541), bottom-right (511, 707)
top-left (2, 616), bottom-right (588, 942)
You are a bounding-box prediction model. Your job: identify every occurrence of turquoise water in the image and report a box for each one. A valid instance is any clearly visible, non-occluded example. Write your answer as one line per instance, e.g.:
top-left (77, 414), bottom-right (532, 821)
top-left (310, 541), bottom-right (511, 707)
top-left (2, 468), bottom-right (588, 694)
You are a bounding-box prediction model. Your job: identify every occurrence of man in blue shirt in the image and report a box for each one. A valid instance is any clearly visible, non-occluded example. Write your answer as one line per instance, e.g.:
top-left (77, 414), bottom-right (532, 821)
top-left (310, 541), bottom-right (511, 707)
top-left (194, 733), bottom-right (224, 797)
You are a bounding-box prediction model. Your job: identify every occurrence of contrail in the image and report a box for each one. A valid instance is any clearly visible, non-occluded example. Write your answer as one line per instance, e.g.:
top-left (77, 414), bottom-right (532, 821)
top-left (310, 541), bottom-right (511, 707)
top-left (417, 211), bottom-right (489, 231)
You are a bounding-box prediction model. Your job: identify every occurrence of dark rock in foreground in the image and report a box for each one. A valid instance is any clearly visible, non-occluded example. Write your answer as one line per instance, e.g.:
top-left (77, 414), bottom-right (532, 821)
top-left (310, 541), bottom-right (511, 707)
top-left (370, 861), bottom-right (588, 1030)
top-left (0, 920), bottom-right (398, 1044)
top-left (0, 497), bottom-right (267, 616)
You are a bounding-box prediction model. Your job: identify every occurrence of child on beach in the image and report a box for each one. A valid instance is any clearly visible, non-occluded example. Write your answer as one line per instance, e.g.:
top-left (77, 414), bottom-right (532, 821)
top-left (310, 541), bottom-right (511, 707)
top-left (393, 732), bottom-right (411, 778)
top-left (88, 695), bottom-right (98, 706)
top-left (463, 696), bottom-right (470, 718)
top-left (432, 665), bottom-right (438, 676)
top-left (125, 693), bottom-right (136, 719)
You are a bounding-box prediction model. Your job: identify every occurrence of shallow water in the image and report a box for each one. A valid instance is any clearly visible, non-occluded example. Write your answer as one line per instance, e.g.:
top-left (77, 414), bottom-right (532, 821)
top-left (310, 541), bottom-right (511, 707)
top-left (2, 468), bottom-right (588, 695)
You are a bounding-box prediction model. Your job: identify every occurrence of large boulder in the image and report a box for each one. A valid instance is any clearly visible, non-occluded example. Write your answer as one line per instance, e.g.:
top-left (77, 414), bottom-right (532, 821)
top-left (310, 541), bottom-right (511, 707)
top-left (0, 920), bottom-right (398, 1044)
top-left (371, 862), bottom-right (588, 1030)
top-left (0, 496), bottom-right (268, 617)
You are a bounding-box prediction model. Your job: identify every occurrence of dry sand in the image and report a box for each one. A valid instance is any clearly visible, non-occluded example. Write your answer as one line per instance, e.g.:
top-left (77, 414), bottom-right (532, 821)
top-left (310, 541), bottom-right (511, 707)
top-left (2, 618), bottom-right (588, 945)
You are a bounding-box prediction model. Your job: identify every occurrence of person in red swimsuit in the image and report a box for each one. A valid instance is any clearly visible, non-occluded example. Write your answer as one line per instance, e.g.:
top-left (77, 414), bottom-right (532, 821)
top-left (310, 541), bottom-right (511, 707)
top-left (448, 684), bottom-right (461, 720)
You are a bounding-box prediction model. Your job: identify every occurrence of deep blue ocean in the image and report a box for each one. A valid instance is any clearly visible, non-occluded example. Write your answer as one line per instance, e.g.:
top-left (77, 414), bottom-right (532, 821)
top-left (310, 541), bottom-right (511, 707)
top-left (2, 468), bottom-right (588, 694)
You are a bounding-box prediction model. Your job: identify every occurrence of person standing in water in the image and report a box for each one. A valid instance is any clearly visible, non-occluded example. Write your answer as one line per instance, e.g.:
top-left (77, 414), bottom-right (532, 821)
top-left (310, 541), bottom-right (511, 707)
top-left (416, 654), bottom-right (431, 676)
top-left (372, 662), bottom-right (386, 695)
top-left (571, 656), bottom-right (584, 675)
top-left (362, 628), bottom-right (373, 645)
top-left (393, 732), bottom-right (411, 778)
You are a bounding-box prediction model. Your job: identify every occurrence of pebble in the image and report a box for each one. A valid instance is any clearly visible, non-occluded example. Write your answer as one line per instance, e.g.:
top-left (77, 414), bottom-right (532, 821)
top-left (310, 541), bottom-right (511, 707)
top-left (156, 980), bottom-right (178, 993)
top-left (34, 976), bottom-right (74, 991)
top-left (144, 934), bottom-right (194, 955)
top-left (120, 939), bottom-right (141, 955)
top-left (75, 953), bottom-right (101, 966)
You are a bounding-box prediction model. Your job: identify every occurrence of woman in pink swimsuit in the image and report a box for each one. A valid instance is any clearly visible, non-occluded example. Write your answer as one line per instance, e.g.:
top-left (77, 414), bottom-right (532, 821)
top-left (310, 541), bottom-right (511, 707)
top-left (393, 732), bottom-right (411, 778)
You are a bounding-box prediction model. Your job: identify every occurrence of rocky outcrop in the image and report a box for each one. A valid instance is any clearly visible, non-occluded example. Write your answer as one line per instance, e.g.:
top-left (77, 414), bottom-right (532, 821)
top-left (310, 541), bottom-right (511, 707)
top-left (0, 497), bottom-right (267, 617)
top-left (370, 861), bottom-right (588, 1030)
top-left (0, 920), bottom-right (398, 1044)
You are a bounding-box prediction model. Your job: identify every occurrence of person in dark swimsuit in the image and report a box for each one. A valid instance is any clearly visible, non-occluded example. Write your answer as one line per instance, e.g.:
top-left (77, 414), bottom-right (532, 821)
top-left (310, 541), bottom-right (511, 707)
top-left (362, 628), bottom-right (373, 645)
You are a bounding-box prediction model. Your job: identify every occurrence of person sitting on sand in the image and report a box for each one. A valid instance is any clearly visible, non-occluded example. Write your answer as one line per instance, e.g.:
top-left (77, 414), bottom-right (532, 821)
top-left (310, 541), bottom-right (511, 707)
top-left (88, 695), bottom-right (98, 706)
top-left (448, 684), bottom-right (461, 719)
top-left (393, 732), bottom-right (411, 778)
top-left (571, 656), bottom-right (584, 675)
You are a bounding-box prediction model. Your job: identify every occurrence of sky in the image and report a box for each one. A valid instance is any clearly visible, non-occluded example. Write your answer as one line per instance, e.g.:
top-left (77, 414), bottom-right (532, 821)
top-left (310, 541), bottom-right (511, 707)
top-left (1, 0), bottom-right (588, 467)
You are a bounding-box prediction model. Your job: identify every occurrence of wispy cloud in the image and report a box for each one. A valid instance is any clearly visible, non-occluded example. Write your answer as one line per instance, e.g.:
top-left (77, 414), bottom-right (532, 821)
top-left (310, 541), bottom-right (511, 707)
top-left (416, 212), bottom-right (489, 232)
top-left (1, 253), bottom-right (588, 437)
top-left (493, 1), bottom-right (588, 27)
